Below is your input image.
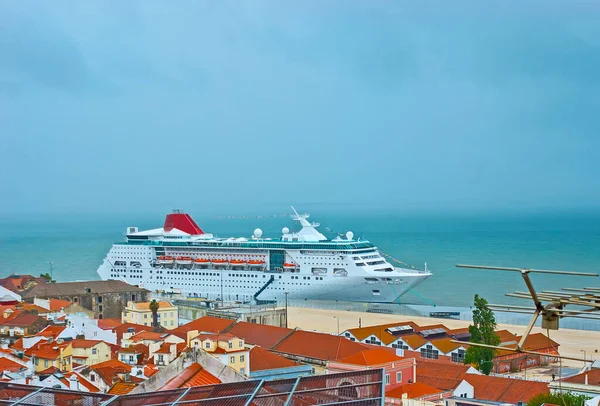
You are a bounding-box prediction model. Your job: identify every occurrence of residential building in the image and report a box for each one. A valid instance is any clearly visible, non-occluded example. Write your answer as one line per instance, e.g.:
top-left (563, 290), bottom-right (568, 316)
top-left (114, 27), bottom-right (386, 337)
top-left (190, 333), bottom-right (249, 375)
top-left (71, 339), bottom-right (112, 366)
top-left (0, 275), bottom-right (49, 294)
top-left (153, 342), bottom-right (186, 367)
top-left (27, 340), bottom-right (73, 373)
top-left (66, 314), bottom-right (118, 344)
top-left (171, 316), bottom-right (235, 343)
top-left (22, 280), bottom-right (148, 319)
top-left (328, 347), bottom-right (415, 390)
top-left (85, 359), bottom-right (133, 393)
top-left (386, 382), bottom-right (449, 405)
top-left (0, 286), bottom-right (21, 304)
top-left (122, 301), bottom-right (178, 329)
top-left (118, 344), bottom-right (150, 366)
top-left (0, 313), bottom-right (48, 336)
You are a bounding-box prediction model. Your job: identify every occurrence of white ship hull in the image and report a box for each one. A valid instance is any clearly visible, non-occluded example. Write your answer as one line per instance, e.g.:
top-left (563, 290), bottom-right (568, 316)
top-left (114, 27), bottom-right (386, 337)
top-left (96, 209), bottom-right (432, 304)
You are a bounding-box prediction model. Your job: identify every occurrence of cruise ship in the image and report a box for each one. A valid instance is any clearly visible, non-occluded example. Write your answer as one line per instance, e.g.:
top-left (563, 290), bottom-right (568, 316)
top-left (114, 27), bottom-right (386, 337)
top-left (96, 209), bottom-right (432, 303)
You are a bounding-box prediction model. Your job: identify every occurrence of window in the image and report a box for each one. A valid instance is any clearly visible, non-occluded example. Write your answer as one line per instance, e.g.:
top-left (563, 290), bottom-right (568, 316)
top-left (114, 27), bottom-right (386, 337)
top-left (44, 360), bottom-right (49, 367)
top-left (230, 356), bottom-right (235, 363)
top-left (170, 312), bottom-right (173, 317)
top-left (90, 374), bottom-right (95, 382)
top-left (240, 355), bottom-right (245, 362)
top-left (240, 367), bottom-right (245, 375)
top-left (239, 341), bottom-right (243, 347)
top-left (92, 348), bottom-right (97, 355)
top-left (170, 320), bottom-right (174, 326)
top-left (205, 342), bottom-right (210, 349)
top-left (452, 349), bottom-right (466, 363)
top-left (144, 314), bottom-right (147, 319)
top-left (420, 345), bottom-right (439, 360)
top-left (158, 355), bottom-right (164, 363)
top-left (396, 372), bottom-right (402, 383)
top-left (129, 355), bottom-right (134, 363)
top-left (385, 374), bottom-right (390, 385)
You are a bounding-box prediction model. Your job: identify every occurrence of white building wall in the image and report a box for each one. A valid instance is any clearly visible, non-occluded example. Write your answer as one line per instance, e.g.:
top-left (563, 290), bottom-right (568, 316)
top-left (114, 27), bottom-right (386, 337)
top-left (453, 380), bottom-right (474, 398)
top-left (66, 314), bottom-right (117, 344)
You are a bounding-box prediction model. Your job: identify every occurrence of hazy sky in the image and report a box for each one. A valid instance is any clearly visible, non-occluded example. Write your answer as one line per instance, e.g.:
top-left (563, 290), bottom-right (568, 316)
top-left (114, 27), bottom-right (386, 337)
top-left (1, 1), bottom-right (599, 215)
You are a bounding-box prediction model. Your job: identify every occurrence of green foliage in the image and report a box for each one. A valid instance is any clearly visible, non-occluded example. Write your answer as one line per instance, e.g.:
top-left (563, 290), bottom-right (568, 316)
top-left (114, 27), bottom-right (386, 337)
top-left (527, 391), bottom-right (590, 406)
top-left (40, 273), bottom-right (53, 282)
top-left (149, 299), bottom-right (160, 328)
top-left (464, 294), bottom-right (500, 375)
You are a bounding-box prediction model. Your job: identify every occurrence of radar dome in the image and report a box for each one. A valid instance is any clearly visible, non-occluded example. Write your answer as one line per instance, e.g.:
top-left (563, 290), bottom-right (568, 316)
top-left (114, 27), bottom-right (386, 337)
top-left (282, 227), bottom-right (290, 234)
top-left (253, 228), bottom-right (263, 238)
top-left (346, 231), bottom-right (354, 240)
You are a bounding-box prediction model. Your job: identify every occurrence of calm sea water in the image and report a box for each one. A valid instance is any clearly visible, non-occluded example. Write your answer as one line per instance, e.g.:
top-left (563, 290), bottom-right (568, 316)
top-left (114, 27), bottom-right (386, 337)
top-left (1, 210), bottom-right (599, 307)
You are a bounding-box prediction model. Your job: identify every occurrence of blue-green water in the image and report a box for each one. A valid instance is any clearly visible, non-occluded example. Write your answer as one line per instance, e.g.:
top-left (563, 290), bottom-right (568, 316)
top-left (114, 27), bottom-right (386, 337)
top-left (1, 210), bottom-right (599, 307)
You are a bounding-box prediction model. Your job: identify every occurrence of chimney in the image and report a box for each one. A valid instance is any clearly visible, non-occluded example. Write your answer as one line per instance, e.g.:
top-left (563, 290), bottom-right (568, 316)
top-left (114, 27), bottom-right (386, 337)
top-left (69, 375), bottom-right (79, 391)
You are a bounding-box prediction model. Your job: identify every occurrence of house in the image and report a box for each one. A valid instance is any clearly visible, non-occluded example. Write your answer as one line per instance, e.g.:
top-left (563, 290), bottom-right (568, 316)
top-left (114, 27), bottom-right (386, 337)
top-left (416, 360), bottom-right (478, 398)
top-left (33, 298), bottom-right (73, 312)
top-left (0, 356), bottom-right (28, 373)
top-left (550, 367), bottom-right (600, 397)
top-left (159, 362), bottom-right (221, 390)
top-left (190, 333), bottom-right (249, 375)
top-left (27, 340), bottom-right (73, 373)
top-left (85, 359), bottom-right (133, 392)
top-left (22, 280), bottom-right (149, 319)
top-left (328, 347), bottom-right (415, 390)
top-left (118, 344), bottom-right (150, 366)
top-left (70, 339), bottom-right (112, 366)
top-left (171, 316), bottom-right (236, 343)
top-left (66, 314), bottom-right (118, 344)
top-left (249, 345), bottom-right (313, 380)
top-left (0, 312), bottom-right (48, 336)
top-left (121, 330), bottom-right (185, 356)
top-left (153, 342), bottom-right (186, 367)
top-left (122, 301), bottom-right (178, 329)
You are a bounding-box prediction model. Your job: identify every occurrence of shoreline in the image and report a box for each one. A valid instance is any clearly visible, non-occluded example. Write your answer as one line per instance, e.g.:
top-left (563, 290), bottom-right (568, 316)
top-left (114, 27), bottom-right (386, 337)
top-left (287, 306), bottom-right (600, 369)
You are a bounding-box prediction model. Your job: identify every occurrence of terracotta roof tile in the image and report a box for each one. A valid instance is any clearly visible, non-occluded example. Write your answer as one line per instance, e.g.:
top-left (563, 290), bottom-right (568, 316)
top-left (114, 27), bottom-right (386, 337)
top-left (97, 318), bottom-right (124, 330)
top-left (464, 374), bottom-right (549, 403)
top-left (160, 363), bottom-right (220, 390)
top-left (249, 346), bottom-right (301, 372)
top-left (416, 360), bottom-right (470, 390)
top-left (71, 339), bottom-right (103, 349)
top-left (0, 358), bottom-right (27, 373)
top-left (402, 334), bottom-right (428, 350)
top-left (386, 382), bottom-right (445, 399)
top-left (429, 337), bottom-right (462, 354)
top-left (0, 313), bottom-right (43, 327)
top-left (272, 330), bottom-right (372, 361)
top-left (38, 366), bottom-right (61, 375)
top-left (173, 316), bottom-right (235, 336)
top-left (344, 322), bottom-right (419, 344)
top-left (108, 382), bottom-right (137, 395)
top-left (193, 333), bottom-right (237, 342)
top-left (129, 331), bottom-right (164, 341)
top-left (37, 325), bottom-right (66, 339)
top-left (336, 348), bottom-right (404, 366)
top-left (226, 322), bottom-right (293, 349)
top-left (563, 369), bottom-right (600, 385)
top-left (48, 299), bottom-right (72, 312)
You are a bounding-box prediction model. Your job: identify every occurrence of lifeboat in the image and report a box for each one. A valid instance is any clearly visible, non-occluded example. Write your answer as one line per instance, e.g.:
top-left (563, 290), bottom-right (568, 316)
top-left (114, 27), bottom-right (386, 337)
top-left (230, 259), bottom-right (246, 267)
top-left (176, 256), bottom-right (193, 265)
top-left (283, 263), bottom-right (298, 269)
top-left (193, 258), bottom-right (210, 264)
top-left (158, 256), bottom-right (174, 265)
top-left (212, 259), bottom-right (228, 266)
top-left (248, 260), bottom-right (265, 266)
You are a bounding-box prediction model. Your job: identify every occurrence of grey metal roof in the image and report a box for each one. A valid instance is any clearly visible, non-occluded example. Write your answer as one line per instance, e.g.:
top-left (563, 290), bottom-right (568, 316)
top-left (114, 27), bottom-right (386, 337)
top-left (0, 369), bottom-right (384, 406)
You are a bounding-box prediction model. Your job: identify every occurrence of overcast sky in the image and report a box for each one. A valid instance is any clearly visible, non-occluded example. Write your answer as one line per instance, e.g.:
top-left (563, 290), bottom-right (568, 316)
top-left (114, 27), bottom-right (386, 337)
top-left (1, 1), bottom-right (599, 215)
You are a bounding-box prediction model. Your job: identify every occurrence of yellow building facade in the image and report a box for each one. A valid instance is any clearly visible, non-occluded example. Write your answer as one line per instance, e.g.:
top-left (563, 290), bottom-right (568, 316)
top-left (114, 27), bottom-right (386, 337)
top-left (71, 340), bottom-right (112, 366)
top-left (32, 342), bottom-right (73, 373)
top-left (121, 301), bottom-right (178, 329)
top-left (190, 333), bottom-right (249, 375)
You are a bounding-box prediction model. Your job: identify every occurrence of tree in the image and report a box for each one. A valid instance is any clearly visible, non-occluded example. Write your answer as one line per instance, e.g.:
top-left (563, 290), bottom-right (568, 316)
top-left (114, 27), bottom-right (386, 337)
top-left (527, 391), bottom-right (590, 406)
top-left (149, 300), bottom-right (160, 328)
top-left (464, 294), bottom-right (500, 375)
